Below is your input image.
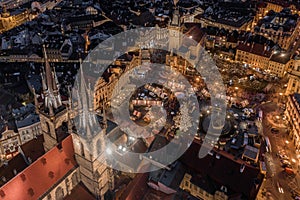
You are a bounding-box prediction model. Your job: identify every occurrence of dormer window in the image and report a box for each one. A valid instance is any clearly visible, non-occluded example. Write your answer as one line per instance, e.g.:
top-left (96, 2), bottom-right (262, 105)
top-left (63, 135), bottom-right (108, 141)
top-left (220, 185), bottom-right (227, 193)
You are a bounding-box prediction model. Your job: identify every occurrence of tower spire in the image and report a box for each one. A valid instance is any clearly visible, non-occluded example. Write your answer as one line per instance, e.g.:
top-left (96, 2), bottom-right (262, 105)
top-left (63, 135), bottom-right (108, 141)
top-left (42, 44), bottom-right (62, 112)
top-left (77, 61), bottom-right (99, 138)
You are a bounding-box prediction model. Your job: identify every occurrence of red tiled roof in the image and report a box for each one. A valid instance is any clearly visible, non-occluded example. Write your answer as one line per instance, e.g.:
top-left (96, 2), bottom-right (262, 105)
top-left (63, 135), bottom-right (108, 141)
top-left (0, 135), bottom-right (77, 200)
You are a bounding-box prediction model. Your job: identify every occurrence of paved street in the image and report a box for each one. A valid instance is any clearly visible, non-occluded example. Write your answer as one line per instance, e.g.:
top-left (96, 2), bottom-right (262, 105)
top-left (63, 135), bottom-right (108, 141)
top-left (258, 100), bottom-right (300, 200)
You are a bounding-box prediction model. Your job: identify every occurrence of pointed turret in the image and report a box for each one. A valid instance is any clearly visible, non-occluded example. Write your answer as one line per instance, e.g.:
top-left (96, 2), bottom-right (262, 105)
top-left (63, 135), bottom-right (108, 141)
top-left (32, 87), bottom-right (39, 113)
top-left (76, 61), bottom-right (100, 139)
top-left (41, 45), bottom-right (62, 113)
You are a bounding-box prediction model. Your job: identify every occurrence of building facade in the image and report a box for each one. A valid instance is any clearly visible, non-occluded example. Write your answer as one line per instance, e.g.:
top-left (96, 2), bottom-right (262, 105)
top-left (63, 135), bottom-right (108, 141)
top-left (180, 173), bottom-right (229, 200)
top-left (235, 42), bottom-right (272, 70)
top-left (0, 128), bottom-right (21, 161)
top-left (285, 93), bottom-right (300, 149)
top-left (255, 9), bottom-right (300, 50)
top-left (267, 52), bottom-right (291, 77)
top-left (286, 57), bottom-right (300, 95)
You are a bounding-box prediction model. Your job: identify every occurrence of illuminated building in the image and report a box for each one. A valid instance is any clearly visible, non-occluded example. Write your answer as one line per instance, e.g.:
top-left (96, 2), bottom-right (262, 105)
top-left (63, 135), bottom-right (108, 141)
top-left (267, 52), bottom-right (291, 77)
top-left (255, 9), bottom-right (300, 50)
top-left (235, 42), bottom-right (272, 70)
top-left (286, 56), bottom-right (300, 95)
top-left (0, 7), bottom-right (29, 34)
top-left (285, 93), bottom-right (300, 149)
top-left (0, 127), bottom-right (21, 160)
top-left (0, 47), bottom-right (115, 199)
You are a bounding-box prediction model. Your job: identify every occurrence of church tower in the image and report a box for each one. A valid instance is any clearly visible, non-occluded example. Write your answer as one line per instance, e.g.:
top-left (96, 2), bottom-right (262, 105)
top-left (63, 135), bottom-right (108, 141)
top-left (168, 3), bottom-right (182, 52)
top-left (38, 45), bottom-right (69, 152)
top-left (72, 62), bottom-right (114, 199)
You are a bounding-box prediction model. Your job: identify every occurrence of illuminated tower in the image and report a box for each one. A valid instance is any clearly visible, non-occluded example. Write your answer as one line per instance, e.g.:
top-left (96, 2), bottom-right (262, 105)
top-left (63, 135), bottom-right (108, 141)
top-left (39, 45), bottom-right (69, 152)
top-left (168, 5), bottom-right (182, 51)
top-left (72, 62), bottom-right (114, 199)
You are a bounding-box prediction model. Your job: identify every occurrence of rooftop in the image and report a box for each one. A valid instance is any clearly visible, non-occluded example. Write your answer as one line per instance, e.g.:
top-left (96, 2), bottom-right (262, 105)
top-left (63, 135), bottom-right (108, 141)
top-left (293, 93), bottom-right (300, 106)
top-left (20, 135), bottom-right (45, 163)
top-left (257, 9), bottom-right (299, 32)
top-left (15, 113), bottom-right (40, 129)
top-left (270, 52), bottom-right (291, 64)
top-left (180, 141), bottom-right (264, 200)
top-left (0, 154), bottom-right (28, 187)
top-left (149, 161), bottom-right (185, 191)
top-left (0, 135), bottom-right (77, 200)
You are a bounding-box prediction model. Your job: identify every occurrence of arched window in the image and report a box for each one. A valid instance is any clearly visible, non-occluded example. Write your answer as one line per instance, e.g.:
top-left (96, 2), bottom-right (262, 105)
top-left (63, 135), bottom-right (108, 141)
top-left (71, 173), bottom-right (78, 187)
top-left (55, 187), bottom-right (64, 200)
top-left (80, 142), bottom-right (85, 157)
top-left (46, 122), bottom-right (50, 135)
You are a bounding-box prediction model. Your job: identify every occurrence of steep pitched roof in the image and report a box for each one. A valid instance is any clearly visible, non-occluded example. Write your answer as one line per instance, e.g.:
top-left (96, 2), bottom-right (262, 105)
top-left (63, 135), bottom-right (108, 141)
top-left (0, 154), bottom-right (28, 187)
top-left (180, 141), bottom-right (264, 200)
top-left (0, 135), bottom-right (77, 200)
top-left (20, 135), bottom-right (45, 162)
top-left (237, 43), bottom-right (272, 58)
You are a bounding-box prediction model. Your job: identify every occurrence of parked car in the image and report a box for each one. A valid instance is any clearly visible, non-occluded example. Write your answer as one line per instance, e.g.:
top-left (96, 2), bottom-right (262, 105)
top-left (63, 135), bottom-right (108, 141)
top-left (285, 167), bottom-right (295, 176)
top-left (277, 153), bottom-right (289, 160)
top-left (281, 160), bottom-right (291, 165)
top-left (281, 163), bottom-right (292, 168)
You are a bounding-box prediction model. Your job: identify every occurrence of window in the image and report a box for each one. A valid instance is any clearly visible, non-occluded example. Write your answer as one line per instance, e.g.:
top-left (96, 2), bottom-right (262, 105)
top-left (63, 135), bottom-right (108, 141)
top-left (55, 187), bottom-right (64, 200)
top-left (80, 142), bottom-right (85, 157)
top-left (97, 139), bottom-right (102, 155)
top-left (72, 173), bottom-right (78, 187)
top-left (45, 122), bottom-right (51, 134)
top-left (185, 181), bottom-right (189, 187)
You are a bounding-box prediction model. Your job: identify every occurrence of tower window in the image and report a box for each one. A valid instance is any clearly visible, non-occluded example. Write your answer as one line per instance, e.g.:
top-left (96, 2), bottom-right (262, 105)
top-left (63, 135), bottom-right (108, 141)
top-left (96, 139), bottom-right (102, 155)
top-left (80, 142), bottom-right (85, 157)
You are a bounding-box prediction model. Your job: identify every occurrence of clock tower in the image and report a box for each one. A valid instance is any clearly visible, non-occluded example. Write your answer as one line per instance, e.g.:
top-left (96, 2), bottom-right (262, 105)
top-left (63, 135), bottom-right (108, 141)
top-left (168, 7), bottom-right (182, 51)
